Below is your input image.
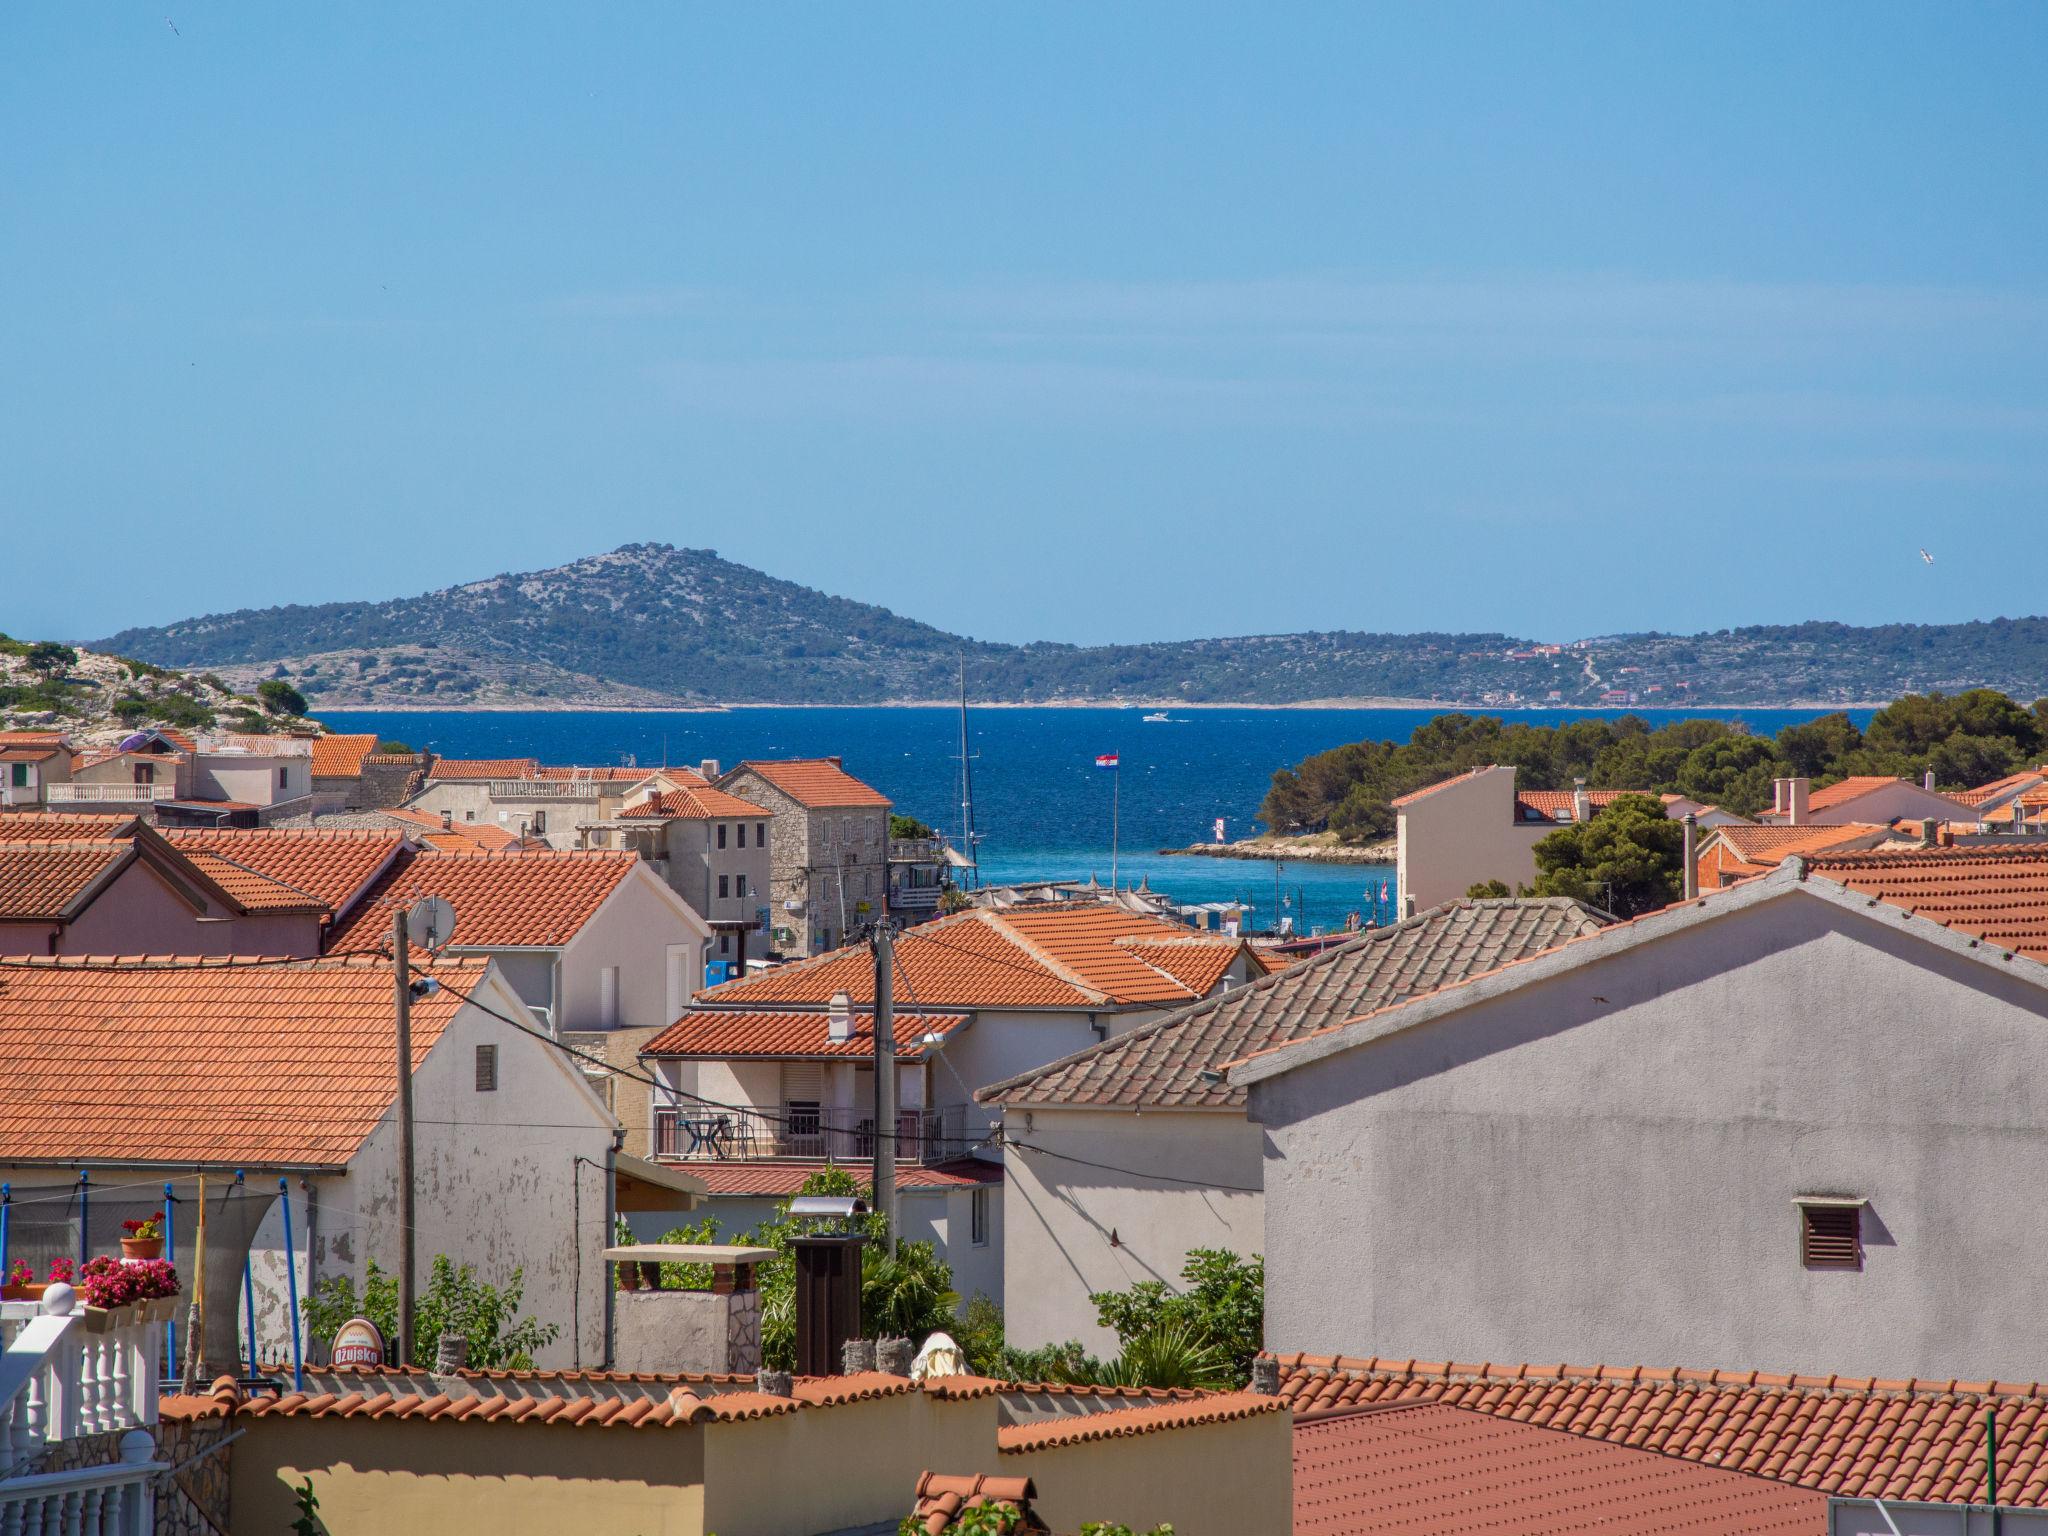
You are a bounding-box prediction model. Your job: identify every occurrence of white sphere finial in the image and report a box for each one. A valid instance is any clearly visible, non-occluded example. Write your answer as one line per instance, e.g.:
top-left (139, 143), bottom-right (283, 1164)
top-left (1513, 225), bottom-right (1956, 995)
top-left (41, 1282), bottom-right (76, 1316)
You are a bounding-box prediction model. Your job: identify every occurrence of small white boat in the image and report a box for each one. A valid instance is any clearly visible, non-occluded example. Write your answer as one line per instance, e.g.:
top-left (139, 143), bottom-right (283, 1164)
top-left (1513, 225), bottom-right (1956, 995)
top-left (1142, 711), bottom-right (1172, 723)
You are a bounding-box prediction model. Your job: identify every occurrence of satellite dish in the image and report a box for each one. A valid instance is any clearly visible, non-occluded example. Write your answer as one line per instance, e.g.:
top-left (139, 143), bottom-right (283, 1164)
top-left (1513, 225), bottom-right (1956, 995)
top-left (409, 896), bottom-right (456, 952)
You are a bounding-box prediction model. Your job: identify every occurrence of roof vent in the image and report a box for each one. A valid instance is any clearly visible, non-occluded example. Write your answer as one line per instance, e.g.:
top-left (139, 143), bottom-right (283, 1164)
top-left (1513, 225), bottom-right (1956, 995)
top-left (827, 990), bottom-right (855, 1043)
top-left (700, 759), bottom-right (720, 780)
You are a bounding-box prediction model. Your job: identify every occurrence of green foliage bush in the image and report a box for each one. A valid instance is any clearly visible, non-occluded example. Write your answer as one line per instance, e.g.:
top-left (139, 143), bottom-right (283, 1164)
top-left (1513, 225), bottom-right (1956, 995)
top-left (257, 678), bottom-right (309, 716)
top-left (1525, 793), bottom-right (1687, 917)
top-left (303, 1255), bottom-right (558, 1370)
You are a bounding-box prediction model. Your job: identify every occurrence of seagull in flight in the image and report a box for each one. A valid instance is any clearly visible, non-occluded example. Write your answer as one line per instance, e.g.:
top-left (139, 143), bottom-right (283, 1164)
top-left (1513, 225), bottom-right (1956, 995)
top-left (165, 16), bottom-right (179, 35)
top-left (1919, 547), bottom-right (1935, 565)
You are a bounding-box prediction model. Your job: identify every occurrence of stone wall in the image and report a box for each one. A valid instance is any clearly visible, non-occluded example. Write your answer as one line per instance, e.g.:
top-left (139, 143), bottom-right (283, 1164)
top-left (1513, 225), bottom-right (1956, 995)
top-left (612, 1286), bottom-right (761, 1375)
top-left (157, 1418), bottom-right (234, 1536)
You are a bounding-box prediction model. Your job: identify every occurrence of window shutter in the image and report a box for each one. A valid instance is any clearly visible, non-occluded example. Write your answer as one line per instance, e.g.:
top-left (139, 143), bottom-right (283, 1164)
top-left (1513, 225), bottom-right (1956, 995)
top-left (784, 1064), bottom-right (824, 1102)
top-left (1800, 1204), bottom-right (1861, 1267)
top-left (475, 1043), bottom-right (498, 1092)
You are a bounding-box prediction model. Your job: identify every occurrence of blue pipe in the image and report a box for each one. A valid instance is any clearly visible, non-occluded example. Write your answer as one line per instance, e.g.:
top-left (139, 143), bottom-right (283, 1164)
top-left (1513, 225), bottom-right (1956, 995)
top-left (238, 1171), bottom-right (257, 1377)
top-left (77, 1170), bottom-right (89, 1264)
top-left (1, 1183), bottom-right (10, 1278)
top-left (279, 1178), bottom-right (303, 1391)
top-left (162, 1182), bottom-right (177, 1375)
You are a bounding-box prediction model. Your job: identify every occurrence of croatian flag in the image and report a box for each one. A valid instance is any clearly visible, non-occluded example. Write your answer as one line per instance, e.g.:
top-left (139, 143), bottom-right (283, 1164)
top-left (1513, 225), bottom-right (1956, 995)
top-left (1094, 752), bottom-right (1120, 770)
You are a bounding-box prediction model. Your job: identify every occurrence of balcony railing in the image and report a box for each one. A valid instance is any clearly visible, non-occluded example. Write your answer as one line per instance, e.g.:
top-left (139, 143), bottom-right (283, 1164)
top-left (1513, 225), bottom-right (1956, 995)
top-left (47, 783), bottom-right (182, 804)
top-left (1, 1291), bottom-right (167, 1535)
top-left (654, 1103), bottom-right (971, 1165)
top-left (484, 780), bottom-right (603, 799)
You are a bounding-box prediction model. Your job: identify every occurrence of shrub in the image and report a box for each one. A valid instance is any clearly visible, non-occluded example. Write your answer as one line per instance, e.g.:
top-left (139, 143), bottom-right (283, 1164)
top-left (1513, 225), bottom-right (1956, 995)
top-left (305, 1255), bottom-right (557, 1369)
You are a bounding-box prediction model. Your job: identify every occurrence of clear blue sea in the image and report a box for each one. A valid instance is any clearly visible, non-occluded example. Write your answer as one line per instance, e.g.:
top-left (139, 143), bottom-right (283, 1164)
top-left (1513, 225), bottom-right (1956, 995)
top-left (322, 705), bottom-right (1866, 932)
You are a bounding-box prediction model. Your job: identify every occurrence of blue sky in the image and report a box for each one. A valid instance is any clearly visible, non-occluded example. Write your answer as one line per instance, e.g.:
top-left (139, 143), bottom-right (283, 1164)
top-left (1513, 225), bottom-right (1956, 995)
top-left (5, 4), bottom-right (2045, 646)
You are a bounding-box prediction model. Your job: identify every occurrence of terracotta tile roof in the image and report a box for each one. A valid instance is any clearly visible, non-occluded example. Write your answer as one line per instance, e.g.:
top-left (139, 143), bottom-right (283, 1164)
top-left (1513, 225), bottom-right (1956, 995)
top-left (1795, 775), bottom-right (1980, 815)
top-left (1291, 1401), bottom-right (1826, 1535)
top-left (368, 808), bottom-right (531, 851)
top-left (910, 1472), bottom-right (1047, 1535)
top-left (0, 748), bottom-right (64, 764)
top-left (1274, 1355), bottom-right (2048, 1508)
top-left (641, 1008), bottom-right (969, 1059)
top-left (685, 1159), bottom-right (1002, 1197)
top-left (1115, 937), bottom-right (1266, 995)
top-left (0, 955), bottom-right (477, 1167)
top-left (1957, 770), bottom-right (2048, 808)
top-left (0, 731), bottom-right (71, 746)
top-left (622, 785), bottom-right (770, 820)
top-left (994, 1390), bottom-right (1286, 1453)
top-left (1804, 844), bottom-right (2048, 960)
top-left (163, 829), bottom-right (404, 914)
top-left (0, 813), bottom-right (139, 842)
top-left (424, 758), bottom-right (542, 781)
top-left (0, 843), bottom-right (130, 920)
top-left (163, 1375), bottom-right (799, 1427)
top-left (793, 1371), bottom-right (920, 1406)
top-left (1514, 788), bottom-right (1634, 821)
top-left (326, 848), bottom-right (640, 951)
top-left (1389, 766), bottom-right (1501, 808)
top-left (536, 765), bottom-right (648, 782)
top-left (981, 899), bottom-right (1611, 1109)
top-left (730, 757), bottom-right (891, 808)
top-left (1694, 823), bottom-right (1887, 890)
top-left (309, 733), bottom-right (380, 779)
top-left (705, 906), bottom-right (1243, 1011)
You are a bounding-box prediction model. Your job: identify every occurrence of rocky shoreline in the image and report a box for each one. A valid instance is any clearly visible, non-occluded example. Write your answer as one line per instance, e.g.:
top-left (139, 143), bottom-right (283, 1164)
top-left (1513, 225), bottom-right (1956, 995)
top-left (1160, 836), bottom-right (1396, 866)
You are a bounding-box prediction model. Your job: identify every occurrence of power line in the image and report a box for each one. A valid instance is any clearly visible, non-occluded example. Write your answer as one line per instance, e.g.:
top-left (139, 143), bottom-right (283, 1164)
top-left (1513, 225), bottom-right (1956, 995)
top-left (1002, 1137), bottom-right (1263, 1194)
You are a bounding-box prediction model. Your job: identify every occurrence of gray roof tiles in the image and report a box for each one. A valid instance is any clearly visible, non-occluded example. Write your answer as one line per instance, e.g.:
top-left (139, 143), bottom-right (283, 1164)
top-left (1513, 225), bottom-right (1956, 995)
top-left (978, 898), bottom-right (1611, 1110)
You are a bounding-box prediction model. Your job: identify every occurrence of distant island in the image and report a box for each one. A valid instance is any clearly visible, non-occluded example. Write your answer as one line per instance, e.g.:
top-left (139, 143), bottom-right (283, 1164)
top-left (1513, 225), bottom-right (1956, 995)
top-left (92, 542), bottom-right (2048, 710)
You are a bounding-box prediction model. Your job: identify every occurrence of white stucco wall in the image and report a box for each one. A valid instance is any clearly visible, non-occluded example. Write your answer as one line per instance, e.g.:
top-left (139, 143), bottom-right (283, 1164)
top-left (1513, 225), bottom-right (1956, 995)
top-left (1001, 1107), bottom-right (1264, 1354)
top-left (1805, 781), bottom-right (1969, 826)
top-left (553, 866), bottom-right (707, 1033)
top-left (1250, 888), bottom-right (2048, 1381)
top-left (1396, 767), bottom-right (1556, 911)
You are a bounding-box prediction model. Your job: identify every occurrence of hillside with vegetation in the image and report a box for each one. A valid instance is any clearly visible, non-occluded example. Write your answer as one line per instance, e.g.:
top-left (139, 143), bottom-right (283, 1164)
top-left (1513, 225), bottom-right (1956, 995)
top-left (91, 542), bottom-right (2048, 708)
top-left (1259, 689), bottom-right (2048, 839)
top-left (0, 634), bottom-right (319, 741)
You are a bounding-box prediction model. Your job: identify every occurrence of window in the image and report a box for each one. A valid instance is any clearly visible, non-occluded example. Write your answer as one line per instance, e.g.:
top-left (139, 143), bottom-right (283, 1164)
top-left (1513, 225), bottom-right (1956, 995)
top-left (600, 966), bottom-right (621, 1028)
top-left (867, 816), bottom-right (879, 845)
top-left (1798, 1199), bottom-right (1864, 1269)
top-left (279, 767), bottom-right (288, 789)
top-left (737, 823), bottom-right (746, 848)
top-left (717, 823), bottom-right (727, 849)
top-left (464, 809), bottom-right (475, 822)
top-left (718, 873), bottom-right (730, 899)
top-left (8, 763), bottom-right (25, 788)
top-left (474, 1044), bottom-right (498, 1092)
top-left (821, 819), bottom-right (834, 847)
top-left (842, 816), bottom-right (854, 844)
top-left (757, 822), bottom-right (767, 847)
top-left (736, 873), bottom-right (747, 899)
top-left (970, 1187), bottom-right (990, 1247)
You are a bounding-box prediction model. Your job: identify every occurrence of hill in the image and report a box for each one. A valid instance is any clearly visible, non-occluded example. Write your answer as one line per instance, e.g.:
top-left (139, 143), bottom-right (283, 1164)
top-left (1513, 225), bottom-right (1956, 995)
top-left (91, 543), bottom-right (2048, 709)
top-left (0, 634), bottom-right (320, 742)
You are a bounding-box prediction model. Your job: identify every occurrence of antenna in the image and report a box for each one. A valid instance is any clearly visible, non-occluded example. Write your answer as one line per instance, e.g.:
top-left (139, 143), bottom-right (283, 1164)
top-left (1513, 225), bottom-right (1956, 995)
top-left (955, 657), bottom-right (982, 890)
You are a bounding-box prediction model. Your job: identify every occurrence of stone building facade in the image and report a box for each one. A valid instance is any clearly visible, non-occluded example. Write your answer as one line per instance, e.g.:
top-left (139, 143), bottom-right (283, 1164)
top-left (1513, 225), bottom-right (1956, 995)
top-left (715, 758), bottom-right (891, 956)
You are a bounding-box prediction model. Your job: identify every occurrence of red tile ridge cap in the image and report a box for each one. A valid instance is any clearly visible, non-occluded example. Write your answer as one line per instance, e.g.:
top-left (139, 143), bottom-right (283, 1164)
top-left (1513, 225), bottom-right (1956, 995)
top-left (792, 1370), bottom-right (918, 1406)
top-left (994, 1390), bottom-right (1286, 1453)
top-left (1266, 1352), bottom-right (2048, 1401)
top-left (921, 1374), bottom-right (1005, 1399)
top-left (976, 910), bottom-right (1118, 1004)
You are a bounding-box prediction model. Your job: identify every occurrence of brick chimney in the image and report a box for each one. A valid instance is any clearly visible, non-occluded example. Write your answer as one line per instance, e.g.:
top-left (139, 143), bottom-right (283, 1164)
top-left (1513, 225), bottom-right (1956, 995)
top-left (1787, 778), bottom-right (1809, 826)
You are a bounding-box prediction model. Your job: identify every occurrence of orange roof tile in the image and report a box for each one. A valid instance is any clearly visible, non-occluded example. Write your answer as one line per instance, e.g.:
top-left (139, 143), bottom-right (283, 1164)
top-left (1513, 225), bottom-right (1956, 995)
top-left (994, 1390), bottom-right (1286, 1452)
top-left (163, 828), bottom-right (404, 914)
top-left (1957, 770), bottom-right (2048, 808)
top-left (910, 1472), bottom-right (1047, 1535)
top-left (0, 956), bottom-right (476, 1167)
top-left (731, 758), bottom-right (890, 809)
top-left (1389, 766), bottom-right (1501, 808)
top-left (536, 765), bottom-right (648, 782)
top-left (0, 730), bottom-right (71, 746)
top-left (310, 733), bottom-right (380, 779)
top-left (162, 1375), bottom-right (797, 1428)
top-left (1694, 823), bottom-right (1887, 890)
top-left (641, 1008), bottom-right (968, 1059)
top-left (425, 758), bottom-right (542, 781)
top-left (326, 847), bottom-right (641, 951)
top-left (682, 1159), bottom-right (1001, 1197)
top-left (1514, 788), bottom-right (1635, 821)
top-left (1292, 1401), bottom-right (1825, 1535)
top-left (1796, 775), bottom-right (1968, 814)
top-left (622, 785), bottom-right (769, 820)
top-left (1804, 844), bottom-right (2048, 960)
top-left (1274, 1355), bottom-right (2048, 1509)
top-left (0, 843), bottom-right (131, 919)
top-left (0, 813), bottom-right (140, 842)
top-left (376, 807), bottom-right (529, 851)
top-left (703, 906), bottom-right (1244, 1011)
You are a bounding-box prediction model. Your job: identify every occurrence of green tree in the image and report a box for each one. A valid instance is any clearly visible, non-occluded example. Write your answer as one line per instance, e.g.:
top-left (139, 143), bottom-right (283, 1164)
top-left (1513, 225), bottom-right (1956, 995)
top-left (257, 678), bottom-right (309, 716)
top-left (1466, 879), bottom-right (1512, 899)
top-left (303, 1256), bottom-right (558, 1369)
top-left (1526, 793), bottom-right (1686, 918)
top-left (375, 739), bottom-right (414, 754)
top-left (1674, 736), bottom-right (1778, 817)
top-left (1089, 1249), bottom-right (1264, 1384)
top-left (23, 641), bottom-right (76, 676)
top-left (1776, 713), bottom-right (1864, 778)
top-left (889, 813), bottom-right (936, 839)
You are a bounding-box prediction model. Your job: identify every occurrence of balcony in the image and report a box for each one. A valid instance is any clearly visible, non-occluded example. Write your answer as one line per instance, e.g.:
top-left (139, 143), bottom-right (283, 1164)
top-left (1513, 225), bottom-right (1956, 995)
top-left (484, 779), bottom-right (603, 799)
top-left (654, 1103), bottom-right (971, 1166)
top-left (1, 1291), bottom-right (168, 1534)
top-left (47, 782), bottom-right (182, 804)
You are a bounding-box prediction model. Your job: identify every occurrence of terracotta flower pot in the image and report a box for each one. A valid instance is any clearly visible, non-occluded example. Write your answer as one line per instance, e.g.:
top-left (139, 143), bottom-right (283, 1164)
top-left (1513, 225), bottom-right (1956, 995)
top-left (1, 1283), bottom-right (48, 1302)
top-left (120, 1238), bottom-right (163, 1260)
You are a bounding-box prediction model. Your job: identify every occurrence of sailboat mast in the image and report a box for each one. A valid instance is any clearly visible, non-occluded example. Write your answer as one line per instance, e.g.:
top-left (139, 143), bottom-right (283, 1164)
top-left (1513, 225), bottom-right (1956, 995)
top-left (957, 658), bottom-right (981, 890)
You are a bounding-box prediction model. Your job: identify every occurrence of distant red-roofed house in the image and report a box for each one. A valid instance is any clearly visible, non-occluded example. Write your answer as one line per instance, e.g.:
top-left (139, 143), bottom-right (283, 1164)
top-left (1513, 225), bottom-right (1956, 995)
top-left (1755, 772), bottom-right (1973, 828)
top-left (1230, 859), bottom-right (2048, 1383)
top-left (405, 762), bottom-right (667, 850)
top-left (0, 729), bottom-right (76, 808)
top-left (1395, 765), bottom-right (1666, 912)
top-left (714, 758), bottom-right (892, 956)
top-left (612, 778), bottom-right (772, 974)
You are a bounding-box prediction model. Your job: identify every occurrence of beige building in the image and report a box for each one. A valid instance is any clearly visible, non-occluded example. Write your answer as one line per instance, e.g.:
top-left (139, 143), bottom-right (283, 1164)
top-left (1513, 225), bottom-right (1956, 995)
top-left (0, 729), bottom-right (75, 808)
top-left (1754, 771), bottom-right (1970, 827)
top-left (1395, 764), bottom-right (1650, 912)
top-left (983, 898), bottom-right (1609, 1353)
top-left (1238, 853), bottom-right (2048, 1382)
top-left (715, 757), bottom-right (891, 955)
top-left (610, 776), bottom-right (773, 977)
top-left (404, 760), bottom-right (649, 848)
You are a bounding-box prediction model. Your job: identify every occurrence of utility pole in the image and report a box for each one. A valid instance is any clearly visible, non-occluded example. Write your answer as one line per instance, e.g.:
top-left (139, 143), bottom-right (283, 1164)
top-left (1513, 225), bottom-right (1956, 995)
top-left (392, 907), bottom-right (417, 1365)
top-left (871, 922), bottom-right (897, 1257)
top-left (956, 658), bottom-right (980, 890)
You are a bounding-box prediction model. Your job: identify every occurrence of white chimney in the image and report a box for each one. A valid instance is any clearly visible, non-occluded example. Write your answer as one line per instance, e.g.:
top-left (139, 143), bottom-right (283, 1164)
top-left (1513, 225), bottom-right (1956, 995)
top-left (1924, 768), bottom-right (1936, 791)
top-left (1772, 778), bottom-right (1788, 817)
top-left (1788, 777), bottom-right (1809, 826)
top-left (700, 759), bottom-right (721, 780)
top-left (827, 990), bottom-right (854, 1043)
top-left (1572, 777), bottom-right (1590, 823)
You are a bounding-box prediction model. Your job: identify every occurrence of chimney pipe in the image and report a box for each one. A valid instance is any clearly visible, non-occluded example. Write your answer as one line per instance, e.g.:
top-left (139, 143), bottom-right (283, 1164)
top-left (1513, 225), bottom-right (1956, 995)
top-left (1788, 777), bottom-right (1809, 827)
top-left (1682, 812), bottom-right (1698, 900)
top-left (827, 989), bottom-right (854, 1043)
top-left (1925, 768), bottom-right (1936, 791)
top-left (1773, 778), bottom-right (1787, 817)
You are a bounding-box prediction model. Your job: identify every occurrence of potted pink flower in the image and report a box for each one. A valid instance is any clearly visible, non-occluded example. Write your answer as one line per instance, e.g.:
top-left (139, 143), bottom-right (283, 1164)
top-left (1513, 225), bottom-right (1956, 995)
top-left (77, 1255), bottom-right (179, 1329)
top-left (2, 1259), bottom-right (39, 1300)
top-left (120, 1217), bottom-right (164, 1261)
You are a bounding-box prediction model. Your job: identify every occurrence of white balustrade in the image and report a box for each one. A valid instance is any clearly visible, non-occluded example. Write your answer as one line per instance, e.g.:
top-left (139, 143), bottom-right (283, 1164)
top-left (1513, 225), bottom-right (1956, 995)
top-left (0, 1292), bottom-right (166, 1536)
top-left (45, 783), bottom-right (181, 804)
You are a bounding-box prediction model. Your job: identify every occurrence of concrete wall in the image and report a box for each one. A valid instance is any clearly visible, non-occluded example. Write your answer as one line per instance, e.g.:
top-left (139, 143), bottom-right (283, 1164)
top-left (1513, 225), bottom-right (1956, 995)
top-left (1396, 766), bottom-right (1553, 912)
top-left (1007, 1408), bottom-right (1295, 1536)
top-left (1002, 1107), bottom-right (1263, 1353)
top-left (928, 1182), bottom-right (1004, 1310)
top-left (553, 866), bottom-right (706, 1033)
top-left (945, 1009), bottom-right (1143, 1140)
top-left (248, 986), bottom-right (619, 1371)
top-left (196, 753), bottom-right (310, 808)
top-left (1806, 781), bottom-right (1968, 826)
top-left (1252, 890), bottom-right (2048, 1381)
top-left (228, 1414), bottom-right (708, 1536)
